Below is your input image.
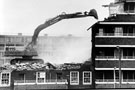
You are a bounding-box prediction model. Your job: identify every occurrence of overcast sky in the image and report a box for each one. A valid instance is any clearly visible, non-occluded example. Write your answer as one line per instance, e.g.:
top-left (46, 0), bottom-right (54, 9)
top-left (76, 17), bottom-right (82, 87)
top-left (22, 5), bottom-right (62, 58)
top-left (0, 0), bottom-right (114, 36)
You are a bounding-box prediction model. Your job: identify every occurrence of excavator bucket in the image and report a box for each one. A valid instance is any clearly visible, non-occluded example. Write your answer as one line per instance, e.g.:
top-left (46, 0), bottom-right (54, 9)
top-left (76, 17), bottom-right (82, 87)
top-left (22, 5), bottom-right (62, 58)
top-left (88, 9), bottom-right (98, 19)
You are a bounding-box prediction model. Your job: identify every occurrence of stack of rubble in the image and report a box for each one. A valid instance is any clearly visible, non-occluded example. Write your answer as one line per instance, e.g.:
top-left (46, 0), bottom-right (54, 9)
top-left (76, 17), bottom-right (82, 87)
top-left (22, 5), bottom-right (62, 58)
top-left (0, 62), bottom-right (83, 71)
top-left (56, 63), bottom-right (82, 70)
top-left (0, 62), bottom-right (54, 71)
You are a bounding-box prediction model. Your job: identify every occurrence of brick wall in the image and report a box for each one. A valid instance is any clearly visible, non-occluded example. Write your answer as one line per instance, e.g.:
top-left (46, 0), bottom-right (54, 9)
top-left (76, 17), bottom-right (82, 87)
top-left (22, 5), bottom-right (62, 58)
top-left (14, 84), bottom-right (68, 90)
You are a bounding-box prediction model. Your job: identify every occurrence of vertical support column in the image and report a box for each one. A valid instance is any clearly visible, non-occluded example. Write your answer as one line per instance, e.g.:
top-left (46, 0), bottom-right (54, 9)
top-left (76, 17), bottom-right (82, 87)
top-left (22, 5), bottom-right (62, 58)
top-left (103, 72), bottom-right (104, 82)
top-left (91, 26), bottom-right (96, 88)
top-left (36, 72), bottom-right (38, 84)
top-left (117, 46), bottom-right (122, 88)
top-left (114, 67), bottom-right (116, 88)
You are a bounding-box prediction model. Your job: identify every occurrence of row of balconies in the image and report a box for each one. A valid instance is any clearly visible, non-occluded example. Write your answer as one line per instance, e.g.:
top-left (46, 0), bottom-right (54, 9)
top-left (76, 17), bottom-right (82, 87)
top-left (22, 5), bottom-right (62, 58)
top-left (96, 33), bottom-right (135, 37)
top-left (14, 79), bottom-right (135, 85)
top-left (96, 56), bottom-right (135, 60)
top-left (96, 79), bottom-right (135, 84)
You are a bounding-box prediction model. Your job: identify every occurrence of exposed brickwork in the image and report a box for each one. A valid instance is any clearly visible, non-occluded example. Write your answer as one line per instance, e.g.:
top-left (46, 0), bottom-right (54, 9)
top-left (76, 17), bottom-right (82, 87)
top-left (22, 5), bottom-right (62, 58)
top-left (0, 87), bottom-right (10, 90)
top-left (14, 84), bottom-right (68, 90)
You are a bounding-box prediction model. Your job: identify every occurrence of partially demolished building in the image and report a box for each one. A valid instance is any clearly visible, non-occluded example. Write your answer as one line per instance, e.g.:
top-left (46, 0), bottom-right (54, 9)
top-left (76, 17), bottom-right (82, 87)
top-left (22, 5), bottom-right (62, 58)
top-left (0, 34), bottom-right (92, 90)
top-left (0, 61), bottom-right (92, 90)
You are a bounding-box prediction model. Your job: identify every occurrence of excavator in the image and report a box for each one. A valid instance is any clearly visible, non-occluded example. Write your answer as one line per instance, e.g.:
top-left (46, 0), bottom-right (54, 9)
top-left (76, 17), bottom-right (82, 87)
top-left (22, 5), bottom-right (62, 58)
top-left (5, 9), bottom-right (98, 64)
top-left (25, 9), bottom-right (98, 53)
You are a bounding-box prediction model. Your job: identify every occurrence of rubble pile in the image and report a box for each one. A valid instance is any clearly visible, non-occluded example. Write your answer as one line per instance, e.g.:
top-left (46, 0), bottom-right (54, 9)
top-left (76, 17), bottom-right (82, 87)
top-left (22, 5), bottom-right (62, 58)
top-left (0, 63), bottom-right (53, 71)
top-left (56, 63), bottom-right (82, 70)
top-left (0, 62), bottom-right (83, 71)
top-left (14, 63), bottom-right (47, 71)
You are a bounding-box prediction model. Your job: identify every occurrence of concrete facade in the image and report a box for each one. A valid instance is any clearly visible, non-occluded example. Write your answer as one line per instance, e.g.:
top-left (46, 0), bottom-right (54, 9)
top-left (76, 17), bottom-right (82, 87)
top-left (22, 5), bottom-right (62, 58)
top-left (91, 0), bottom-right (135, 88)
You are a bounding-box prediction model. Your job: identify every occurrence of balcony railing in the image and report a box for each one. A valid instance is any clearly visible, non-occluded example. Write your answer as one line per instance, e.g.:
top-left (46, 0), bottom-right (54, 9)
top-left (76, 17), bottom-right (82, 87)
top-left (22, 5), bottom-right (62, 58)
top-left (46, 79), bottom-right (67, 83)
top-left (122, 56), bottom-right (135, 59)
top-left (96, 33), bottom-right (135, 37)
top-left (96, 56), bottom-right (135, 60)
top-left (14, 80), bottom-right (36, 83)
top-left (96, 79), bottom-right (135, 84)
top-left (96, 79), bottom-right (115, 82)
top-left (96, 56), bottom-right (117, 59)
top-left (123, 79), bottom-right (135, 82)
top-left (124, 10), bottom-right (135, 13)
top-left (14, 79), bottom-right (68, 85)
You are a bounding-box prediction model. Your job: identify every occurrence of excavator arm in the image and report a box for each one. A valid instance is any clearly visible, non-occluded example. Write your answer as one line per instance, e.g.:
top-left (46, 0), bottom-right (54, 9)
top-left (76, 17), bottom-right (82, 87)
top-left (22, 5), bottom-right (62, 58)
top-left (5, 9), bottom-right (98, 57)
top-left (25, 9), bottom-right (98, 53)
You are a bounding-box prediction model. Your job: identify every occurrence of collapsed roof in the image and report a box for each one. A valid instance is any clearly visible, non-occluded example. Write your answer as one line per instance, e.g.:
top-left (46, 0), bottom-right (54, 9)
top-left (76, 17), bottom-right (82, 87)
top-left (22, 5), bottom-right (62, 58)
top-left (0, 61), bottom-right (91, 71)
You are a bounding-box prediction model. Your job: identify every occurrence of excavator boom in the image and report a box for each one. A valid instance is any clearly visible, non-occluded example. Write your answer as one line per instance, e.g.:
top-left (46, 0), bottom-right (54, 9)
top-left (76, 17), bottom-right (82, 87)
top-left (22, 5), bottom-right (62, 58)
top-left (5, 9), bottom-right (98, 57)
top-left (27, 9), bottom-right (98, 49)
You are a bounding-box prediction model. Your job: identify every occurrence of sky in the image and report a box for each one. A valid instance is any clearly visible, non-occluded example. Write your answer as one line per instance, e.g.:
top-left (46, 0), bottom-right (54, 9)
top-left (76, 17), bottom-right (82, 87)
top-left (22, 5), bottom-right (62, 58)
top-left (0, 0), bottom-right (114, 36)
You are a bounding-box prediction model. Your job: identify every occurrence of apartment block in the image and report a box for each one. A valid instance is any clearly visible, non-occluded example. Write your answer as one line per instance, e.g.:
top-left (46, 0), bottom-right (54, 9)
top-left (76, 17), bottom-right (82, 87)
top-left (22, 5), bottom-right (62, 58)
top-left (91, 0), bottom-right (135, 88)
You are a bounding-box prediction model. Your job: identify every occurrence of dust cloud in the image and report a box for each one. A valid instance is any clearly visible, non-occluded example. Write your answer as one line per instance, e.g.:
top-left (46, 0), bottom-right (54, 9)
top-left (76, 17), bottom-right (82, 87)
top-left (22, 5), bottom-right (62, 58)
top-left (36, 35), bottom-right (91, 64)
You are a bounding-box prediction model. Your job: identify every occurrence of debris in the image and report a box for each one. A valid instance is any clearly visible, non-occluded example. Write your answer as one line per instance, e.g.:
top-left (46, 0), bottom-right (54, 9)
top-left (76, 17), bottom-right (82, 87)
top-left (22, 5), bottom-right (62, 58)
top-left (0, 62), bottom-right (88, 71)
top-left (0, 62), bottom-right (55, 71)
top-left (55, 63), bottom-right (82, 70)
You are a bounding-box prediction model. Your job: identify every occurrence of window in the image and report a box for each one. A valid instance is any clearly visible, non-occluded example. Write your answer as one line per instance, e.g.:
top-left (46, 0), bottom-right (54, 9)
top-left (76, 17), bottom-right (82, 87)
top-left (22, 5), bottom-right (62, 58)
top-left (123, 71), bottom-right (135, 82)
top-left (5, 46), bottom-right (15, 51)
top-left (36, 72), bottom-right (46, 83)
top-left (57, 73), bottom-right (62, 80)
top-left (115, 27), bottom-right (123, 36)
top-left (83, 71), bottom-right (92, 85)
top-left (1, 72), bottom-right (10, 86)
top-left (0, 46), bottom-right (4, 51)
top-left (123, 48), bottom-right (134, 57)
top-left (6, 37), bottom-right (11, 42)
top-left (124, 3), bottom-right (135, 13)
top-left (96, 70), bottom-right (114, 82)
top-left (0, 51), bottom-right (5, 57)
top-left (70, 71), bottom-right (79, 85)
top-left (99, 28), bottom-right (104, 36)
top-left (19, 74), bottom-right (25, 80)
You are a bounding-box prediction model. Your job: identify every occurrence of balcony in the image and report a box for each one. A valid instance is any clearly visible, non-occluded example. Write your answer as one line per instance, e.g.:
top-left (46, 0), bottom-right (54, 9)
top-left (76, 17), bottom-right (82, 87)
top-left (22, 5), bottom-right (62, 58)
top-left (14, 79), bottom-right (68, 85)
top-left (124, 10), bottom-right (135, 13)
top-left (96, 79), bottom-right (118, 84)
top-left (96, 33), bottom-right (135, 37)
top-left (96, 79), bottom-right (135, 84)
top-left (96, 56), bottom-right (117, 60)
top-left (96, 56), bottom-right (135, 60)
top-left (123, 79), bottom-right (135, 82)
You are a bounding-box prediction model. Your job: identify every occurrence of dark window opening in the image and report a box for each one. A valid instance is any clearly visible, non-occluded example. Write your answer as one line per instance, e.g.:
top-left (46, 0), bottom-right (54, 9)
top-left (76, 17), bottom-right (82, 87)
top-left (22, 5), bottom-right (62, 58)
top-left (124, 3), bottom-right (135, 13)
top-left (19, 74), bottom-right (25, 80)
top-left (57, 73), bottom-right (62, 80)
